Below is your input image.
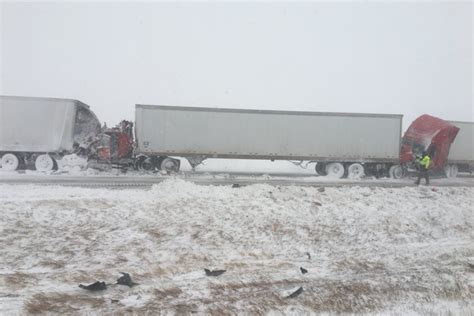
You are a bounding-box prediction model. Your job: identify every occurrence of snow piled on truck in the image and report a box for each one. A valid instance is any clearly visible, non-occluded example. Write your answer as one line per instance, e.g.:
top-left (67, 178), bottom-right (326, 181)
top-left (0, 180), bottom-right (473, 314)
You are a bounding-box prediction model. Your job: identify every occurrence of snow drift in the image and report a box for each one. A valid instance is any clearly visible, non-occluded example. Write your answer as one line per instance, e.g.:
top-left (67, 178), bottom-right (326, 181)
top-left (0, 180), bottom-right (473, 314)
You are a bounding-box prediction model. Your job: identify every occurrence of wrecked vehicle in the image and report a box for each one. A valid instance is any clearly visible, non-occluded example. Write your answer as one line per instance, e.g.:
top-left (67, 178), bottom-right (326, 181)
top-left (1, 96), bottom-right (469, 178)
top-left (134, 104), bottom-right (403, 177)
top-left (400, 114), bottom-right (460, 176)
top-left (0, 96), bottom-right (101, 171)
top-left (131, 106), bottom-right (468, 178)
top-left (0, 96), bottom-right (177, 172)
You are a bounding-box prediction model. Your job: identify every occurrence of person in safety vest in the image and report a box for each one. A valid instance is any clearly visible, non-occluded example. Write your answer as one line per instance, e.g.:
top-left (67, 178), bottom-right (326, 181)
top-left (415, 151), bottom-right (431, 185)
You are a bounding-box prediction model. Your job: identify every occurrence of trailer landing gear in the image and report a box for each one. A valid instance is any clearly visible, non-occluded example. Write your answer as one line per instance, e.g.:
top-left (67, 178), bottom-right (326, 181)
top-left (186, 155), bottom-right (207, 169)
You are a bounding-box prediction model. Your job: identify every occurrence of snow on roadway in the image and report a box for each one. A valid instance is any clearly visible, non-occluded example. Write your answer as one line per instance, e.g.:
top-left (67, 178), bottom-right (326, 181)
top-left (0, 155), bottom-right (319, 176)
top-left (0, 179), bottom-right (473, 314)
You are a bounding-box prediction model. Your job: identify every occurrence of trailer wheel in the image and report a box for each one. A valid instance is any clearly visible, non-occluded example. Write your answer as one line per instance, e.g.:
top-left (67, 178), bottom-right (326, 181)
top-left (1, 153), bottom-right (20, 171)
top-left (325, 162), bottom-right (344, 178)
top-left (160, 157), bottom-right (180, 173)
top-left (315, 163), bottom-right (327, 176)
top-left (35, 154), bottom-right (56, 172)
top-left (389, 165), bottom-right (404, 179)
top-left (347, 163), bottom-right (364, 179)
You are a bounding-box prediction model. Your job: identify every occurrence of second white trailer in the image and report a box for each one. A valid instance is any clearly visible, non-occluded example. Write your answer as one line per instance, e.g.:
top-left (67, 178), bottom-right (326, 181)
top-left (135, 104), bottom-right (403, 178)
top-left (446, 121), bottom-right (474, 176)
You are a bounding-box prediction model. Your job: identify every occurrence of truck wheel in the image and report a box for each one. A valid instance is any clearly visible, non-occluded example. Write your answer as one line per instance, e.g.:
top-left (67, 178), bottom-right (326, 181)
top-left (325, 162), bottom-right (344, 178)
top-left (444, 164), bottom-right (459, 178)
top-left (315, 163), bottom-right (327, 176)
top-left (160, 157), bottom-right (180, 173)
top-left (138, 156), bottom-right (155, 171)
top-left (1, 153), bottom-right (20, 171)
top-left (444, 165), bottom-right (451, 178)
top-left (347, 163), bottom-right (364, 179)
top-left (35, 154), bottom-right (56, 172)
top-left (134, 156), bottom-right (144, 170)
top-left (389, 165), bottom-right (404, 179)
top-left (449, 164), bottom-right (458, 178)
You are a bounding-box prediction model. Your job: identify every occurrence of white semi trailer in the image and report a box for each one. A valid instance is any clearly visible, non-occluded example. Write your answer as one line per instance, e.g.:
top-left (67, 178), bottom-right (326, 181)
top-left (446, 121), bottom-right (474, 177)
top-left (0, 96), bottom-right (101, 171)
top-left (135, 104), bottom-right (404, 178)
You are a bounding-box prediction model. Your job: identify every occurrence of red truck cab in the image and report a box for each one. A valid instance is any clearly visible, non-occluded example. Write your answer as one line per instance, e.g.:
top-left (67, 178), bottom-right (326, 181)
top-left (95, 120), bottom-right (134, 164)
top-left (400, 114), bottom-right (459, 170)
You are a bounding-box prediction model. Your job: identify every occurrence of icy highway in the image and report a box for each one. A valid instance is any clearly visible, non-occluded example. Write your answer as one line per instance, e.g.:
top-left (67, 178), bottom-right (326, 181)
top-left (0, 171), bottom-right (473, 188)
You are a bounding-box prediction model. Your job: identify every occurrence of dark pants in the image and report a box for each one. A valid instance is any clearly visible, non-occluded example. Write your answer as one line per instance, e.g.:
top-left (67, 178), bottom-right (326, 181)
top-left (415, 169), bottom-right (429, 185)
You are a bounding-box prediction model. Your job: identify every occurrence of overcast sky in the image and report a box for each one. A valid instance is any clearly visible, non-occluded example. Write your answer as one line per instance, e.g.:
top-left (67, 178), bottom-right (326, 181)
top-left (1, 1), bottom-right (472, 129)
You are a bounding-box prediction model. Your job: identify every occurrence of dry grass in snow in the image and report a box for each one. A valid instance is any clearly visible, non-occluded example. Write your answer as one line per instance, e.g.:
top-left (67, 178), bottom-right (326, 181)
top-left (0, 179), bottom-right (473, 314)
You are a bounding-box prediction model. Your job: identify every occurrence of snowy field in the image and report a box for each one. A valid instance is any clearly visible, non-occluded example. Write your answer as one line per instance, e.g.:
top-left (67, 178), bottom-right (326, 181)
top-left (1, 179), bottom-right (473, 314)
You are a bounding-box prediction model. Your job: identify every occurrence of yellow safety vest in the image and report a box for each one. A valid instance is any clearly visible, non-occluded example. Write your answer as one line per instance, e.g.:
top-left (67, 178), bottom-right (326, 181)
top-left (420, 155), bottom-right (430, 169)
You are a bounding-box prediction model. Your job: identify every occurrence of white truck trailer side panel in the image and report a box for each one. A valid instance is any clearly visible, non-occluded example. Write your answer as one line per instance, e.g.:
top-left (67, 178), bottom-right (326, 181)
top-left (448, 121), bottom-right (474, 163)
top-left (136, 105), bottom-right (402, 162)
top-left (0, 96), bottom-right (77, 152)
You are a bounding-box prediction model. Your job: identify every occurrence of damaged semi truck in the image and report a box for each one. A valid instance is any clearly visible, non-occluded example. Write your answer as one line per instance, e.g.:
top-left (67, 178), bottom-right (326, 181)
top-left (0, 96), bottom-right (136, 172)
top-left (132, 105), bottom-right (467, 178)
top-left (0, 96), bottom-right (468, 178)
top-left (0, 96), bottom-right (101, 171)
top-left (134, 104), bottom-right (405, 178)
top-left (399, 114), bottom-right (461, 178)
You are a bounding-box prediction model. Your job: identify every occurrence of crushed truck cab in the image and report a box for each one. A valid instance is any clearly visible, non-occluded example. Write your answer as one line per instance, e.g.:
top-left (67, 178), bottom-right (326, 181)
top-left (400, 114), bottom-right (459, 172)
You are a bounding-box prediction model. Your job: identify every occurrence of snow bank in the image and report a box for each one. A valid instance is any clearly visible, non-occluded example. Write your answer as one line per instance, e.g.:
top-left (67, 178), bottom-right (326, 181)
top-left (0, 180), bottom-right (473, 314)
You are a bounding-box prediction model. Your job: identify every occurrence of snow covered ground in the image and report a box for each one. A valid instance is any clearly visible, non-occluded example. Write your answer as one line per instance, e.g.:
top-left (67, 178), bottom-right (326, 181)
top-left (1, 179), bottom-right (473, 314)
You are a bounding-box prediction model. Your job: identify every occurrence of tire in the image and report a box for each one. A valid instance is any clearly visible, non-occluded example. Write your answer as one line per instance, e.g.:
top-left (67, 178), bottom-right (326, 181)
top-left (325, 162), bottom-right (344, 178)
top-left (444, 164), bottom-right (459, 178)
top-left (315, 162), bottom-right (327, 176)
top-left (450, 164), bottom-right (458, 178)
top-left (134, 156), bottom-right (145, 170)
top-left (138, 156), bottom-right (155, 171)
top-left (1, 153), bottom-right (20, 171)
top-left (444, 165), bottom-right (452, 178)
top-left (347, 163), bottom-right (364, 179)
top-left (389, 165), bottom-right (404, 179)
top-left (160, 157), bottom-right (180, 173)
top-left (35, 154), bottom-right (56, 172)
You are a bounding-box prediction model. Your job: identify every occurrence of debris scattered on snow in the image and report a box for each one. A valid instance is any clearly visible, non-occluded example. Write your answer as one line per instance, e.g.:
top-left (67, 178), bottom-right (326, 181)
top-left (1, 180), bottom-right (473, 314)
top-left (116, 272), bottom-right (137, 287)
top-left (284, 286), bottom-right (303, 299)
top-left (204, 269), bottom-right (226, 277)
top-left (79, 281), bottom-right (107, 291)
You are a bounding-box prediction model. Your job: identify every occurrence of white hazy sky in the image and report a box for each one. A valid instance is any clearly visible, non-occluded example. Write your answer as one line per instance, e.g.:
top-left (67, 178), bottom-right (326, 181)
top-left (1, 1), bottom-right (472, 129)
